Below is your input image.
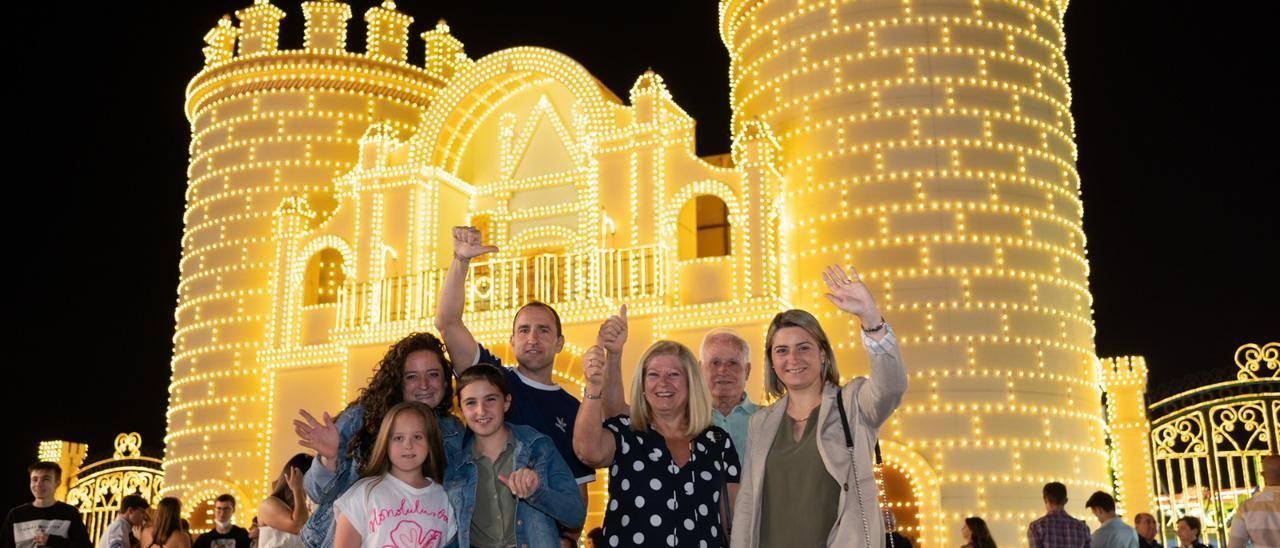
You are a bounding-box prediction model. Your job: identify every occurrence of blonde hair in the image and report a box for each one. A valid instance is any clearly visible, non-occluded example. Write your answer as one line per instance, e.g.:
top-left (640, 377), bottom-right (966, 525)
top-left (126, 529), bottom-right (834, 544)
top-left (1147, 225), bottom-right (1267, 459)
top-left (763, 309), bottom-right (840, 398)
top-left (359, 401), bottom-right (445, 486)
top-left (628, 340), bottom-right (713, 436)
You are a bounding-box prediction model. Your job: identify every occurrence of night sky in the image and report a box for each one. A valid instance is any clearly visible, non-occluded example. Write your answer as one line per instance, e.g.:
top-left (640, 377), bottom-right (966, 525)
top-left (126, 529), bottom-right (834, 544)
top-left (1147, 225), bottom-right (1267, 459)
top-left (6, 0), bottom-right (1276, 514)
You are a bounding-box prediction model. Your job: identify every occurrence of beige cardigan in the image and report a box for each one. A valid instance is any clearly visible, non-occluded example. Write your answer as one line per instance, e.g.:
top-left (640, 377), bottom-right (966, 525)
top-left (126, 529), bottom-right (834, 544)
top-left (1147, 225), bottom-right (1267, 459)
top-left (731, 328), bottom-right (907, 548)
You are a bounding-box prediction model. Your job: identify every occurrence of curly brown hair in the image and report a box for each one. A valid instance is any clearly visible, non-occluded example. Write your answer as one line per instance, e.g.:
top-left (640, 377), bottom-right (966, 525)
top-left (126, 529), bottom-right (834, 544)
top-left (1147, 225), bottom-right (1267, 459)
top-left (344, 332), bottom-right (454, 461)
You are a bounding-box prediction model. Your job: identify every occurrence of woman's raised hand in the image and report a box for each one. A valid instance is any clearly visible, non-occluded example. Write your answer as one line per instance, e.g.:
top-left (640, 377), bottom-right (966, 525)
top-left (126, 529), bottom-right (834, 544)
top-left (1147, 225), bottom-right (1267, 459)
top-left (294, 409), bottom-right (339, 466)
top-left (820, 264), bottom-right (882, 326)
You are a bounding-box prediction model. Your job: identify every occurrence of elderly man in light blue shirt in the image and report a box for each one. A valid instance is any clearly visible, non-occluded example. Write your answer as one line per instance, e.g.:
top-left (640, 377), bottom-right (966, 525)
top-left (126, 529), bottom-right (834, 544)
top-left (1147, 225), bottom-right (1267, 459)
top-left (1087, 491), bottom-right (1139, 548)
top-left (701, 328), bottom-right (761, 458)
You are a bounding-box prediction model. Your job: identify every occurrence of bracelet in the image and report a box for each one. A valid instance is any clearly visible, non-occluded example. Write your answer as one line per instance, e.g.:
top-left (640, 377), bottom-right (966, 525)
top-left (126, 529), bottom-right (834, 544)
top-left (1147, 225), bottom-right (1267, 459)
top-left (452, 252), bottom-right (470, 264)
top-left (861, 316), bottom-right (887, 333)
top-left (583, 388), bottom-right (602, 400)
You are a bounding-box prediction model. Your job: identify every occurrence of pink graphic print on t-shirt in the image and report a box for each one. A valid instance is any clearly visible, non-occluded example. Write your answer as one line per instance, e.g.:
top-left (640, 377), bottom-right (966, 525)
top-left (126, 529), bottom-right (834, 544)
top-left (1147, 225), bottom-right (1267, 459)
top-left (367, 497), bottom-right (449, 548)
top-left (382, 521), bottom-right (441, 548)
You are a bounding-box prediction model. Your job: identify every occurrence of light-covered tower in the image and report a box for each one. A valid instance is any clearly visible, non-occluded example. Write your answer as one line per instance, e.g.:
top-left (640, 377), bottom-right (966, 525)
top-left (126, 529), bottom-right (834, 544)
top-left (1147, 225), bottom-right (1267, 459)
top-left (720, 0), bottom-right (1105, 545)
top-left (1100, 356), bottom-right (1156, 518)
top-left (173, 0), bottom-right (450, 526)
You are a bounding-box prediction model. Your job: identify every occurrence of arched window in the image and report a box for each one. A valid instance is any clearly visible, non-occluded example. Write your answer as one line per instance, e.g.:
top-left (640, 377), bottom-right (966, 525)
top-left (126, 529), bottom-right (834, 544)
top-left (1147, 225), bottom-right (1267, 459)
top-left (677, 195), bottom-right (730, 260)
top-left (303, 248), bottom-right (346, 305)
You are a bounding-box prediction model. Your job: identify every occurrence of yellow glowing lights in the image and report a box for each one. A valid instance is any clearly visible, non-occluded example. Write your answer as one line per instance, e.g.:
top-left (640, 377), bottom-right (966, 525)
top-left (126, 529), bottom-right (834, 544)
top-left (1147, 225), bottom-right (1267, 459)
top-left (721, 0), bottom-right (1100, 545)
top-left (168, 1), bottom-right (1115, 545)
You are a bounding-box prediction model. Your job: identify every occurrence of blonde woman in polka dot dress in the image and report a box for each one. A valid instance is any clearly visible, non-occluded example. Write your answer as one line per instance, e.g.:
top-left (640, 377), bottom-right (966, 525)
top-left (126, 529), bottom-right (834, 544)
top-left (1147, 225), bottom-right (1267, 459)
top-left (575, 340), bottom-right (740, 547)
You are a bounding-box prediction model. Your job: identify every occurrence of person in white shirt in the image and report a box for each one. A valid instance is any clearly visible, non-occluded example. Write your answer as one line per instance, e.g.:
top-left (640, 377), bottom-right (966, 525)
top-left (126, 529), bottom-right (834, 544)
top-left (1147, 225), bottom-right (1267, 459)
top-left (333, 402), bottom-right (455, 548)
top-left (1229, 455), bottom-right (1280, 548)
top-left (98, 495), bottom-right (149, 548)
top-left (256, 454), bottom-right (313, 548)
top-left (1086, 491), bottom-right (1138, 548)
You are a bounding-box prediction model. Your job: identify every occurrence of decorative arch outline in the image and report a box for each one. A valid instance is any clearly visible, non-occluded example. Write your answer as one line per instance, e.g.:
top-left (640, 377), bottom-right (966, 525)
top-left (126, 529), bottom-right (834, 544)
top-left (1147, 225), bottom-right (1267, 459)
top-left (507, 224), bottom-right (579, 254)
top-left (878, 440), bottom-right (943, 548)
top-left (293, 236), bottom-right (355, 286)
top-left (170, 478), bottom-right (253, 526)
top-left (410, 46), bottom-right (621, 175)
top-left (662, 180), bottom-right (743, 240)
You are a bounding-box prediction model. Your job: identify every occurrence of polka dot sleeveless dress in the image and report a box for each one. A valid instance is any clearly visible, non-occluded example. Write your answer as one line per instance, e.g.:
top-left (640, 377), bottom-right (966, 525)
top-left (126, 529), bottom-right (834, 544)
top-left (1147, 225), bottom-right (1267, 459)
top-left (601, 415), bottom-right (741, 547)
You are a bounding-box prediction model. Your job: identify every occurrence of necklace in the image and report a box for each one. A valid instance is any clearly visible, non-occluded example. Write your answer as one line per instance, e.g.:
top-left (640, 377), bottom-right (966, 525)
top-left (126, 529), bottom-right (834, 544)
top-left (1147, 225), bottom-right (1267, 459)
top-left (788, 400), bottom-right (818, 423)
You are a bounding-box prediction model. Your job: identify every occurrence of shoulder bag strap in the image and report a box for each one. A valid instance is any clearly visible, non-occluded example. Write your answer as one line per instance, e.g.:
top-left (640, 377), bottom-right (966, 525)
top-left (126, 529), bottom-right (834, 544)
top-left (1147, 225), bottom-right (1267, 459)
top-left (837, 387), bottom-right (874, 548)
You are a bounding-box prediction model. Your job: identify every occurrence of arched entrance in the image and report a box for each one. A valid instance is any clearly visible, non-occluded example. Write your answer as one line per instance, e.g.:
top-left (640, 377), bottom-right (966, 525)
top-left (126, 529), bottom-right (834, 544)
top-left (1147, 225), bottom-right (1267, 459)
top-left (879, 440), bottom-right (942, 547)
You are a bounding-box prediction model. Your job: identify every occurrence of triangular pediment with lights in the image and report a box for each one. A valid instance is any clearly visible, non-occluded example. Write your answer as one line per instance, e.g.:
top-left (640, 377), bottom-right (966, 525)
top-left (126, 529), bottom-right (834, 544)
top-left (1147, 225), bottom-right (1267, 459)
top-left (502, 94), bottom-right (583, 182)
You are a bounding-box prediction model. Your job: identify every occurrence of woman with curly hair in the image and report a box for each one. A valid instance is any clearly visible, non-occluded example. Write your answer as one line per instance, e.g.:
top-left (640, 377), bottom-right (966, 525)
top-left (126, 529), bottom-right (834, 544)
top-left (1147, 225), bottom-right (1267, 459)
top-left (293, 332), bottom-right (464, 548)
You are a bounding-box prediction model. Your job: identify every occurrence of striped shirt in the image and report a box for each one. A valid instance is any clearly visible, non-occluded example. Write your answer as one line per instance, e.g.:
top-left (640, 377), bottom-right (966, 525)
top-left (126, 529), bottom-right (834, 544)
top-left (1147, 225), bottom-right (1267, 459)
top-left (1229, 486), bottom-right (1280, 548)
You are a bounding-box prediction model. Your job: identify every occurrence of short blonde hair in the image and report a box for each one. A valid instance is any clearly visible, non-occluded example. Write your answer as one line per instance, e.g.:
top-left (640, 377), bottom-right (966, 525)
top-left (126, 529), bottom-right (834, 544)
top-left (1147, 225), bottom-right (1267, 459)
top-left (629, 340), bottom-right (713, 436)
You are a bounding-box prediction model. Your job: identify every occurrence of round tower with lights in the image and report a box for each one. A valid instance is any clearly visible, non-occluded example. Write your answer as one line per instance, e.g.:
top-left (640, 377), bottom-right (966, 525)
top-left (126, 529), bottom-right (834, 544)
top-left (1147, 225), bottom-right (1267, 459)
top-left (173, 0), bottom-right (465, 526)
top-left (719, 0), bottom-right (1106, 544)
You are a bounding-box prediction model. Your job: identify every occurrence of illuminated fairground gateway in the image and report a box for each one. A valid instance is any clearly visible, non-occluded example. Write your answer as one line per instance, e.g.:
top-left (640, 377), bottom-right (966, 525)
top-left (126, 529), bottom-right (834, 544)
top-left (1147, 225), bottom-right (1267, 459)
top-left (38, 434), bottom-right (165, 544)
top-left (1145, 342), bottom-right (1280, 548)
top-left (173, 0), bottom-right (1120, 544)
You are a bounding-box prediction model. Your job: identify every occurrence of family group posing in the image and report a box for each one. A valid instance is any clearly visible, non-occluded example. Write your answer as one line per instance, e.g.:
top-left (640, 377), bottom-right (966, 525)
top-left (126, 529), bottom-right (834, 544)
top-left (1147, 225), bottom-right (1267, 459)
top-left (290, 226), bottom-right (907, 548)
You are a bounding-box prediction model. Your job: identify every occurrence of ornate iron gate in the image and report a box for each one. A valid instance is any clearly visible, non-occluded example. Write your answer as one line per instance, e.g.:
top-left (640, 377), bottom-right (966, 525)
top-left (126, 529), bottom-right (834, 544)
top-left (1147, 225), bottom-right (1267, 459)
top-left (1148, 343), bottom-right (1278, 547)
top-left (64, 433), bottom-right (165, 543)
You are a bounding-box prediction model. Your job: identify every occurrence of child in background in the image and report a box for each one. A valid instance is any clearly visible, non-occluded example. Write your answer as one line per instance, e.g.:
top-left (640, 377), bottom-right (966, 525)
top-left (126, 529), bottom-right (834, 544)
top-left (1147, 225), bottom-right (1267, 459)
top-left (332, 402), bottom-right (455, 548)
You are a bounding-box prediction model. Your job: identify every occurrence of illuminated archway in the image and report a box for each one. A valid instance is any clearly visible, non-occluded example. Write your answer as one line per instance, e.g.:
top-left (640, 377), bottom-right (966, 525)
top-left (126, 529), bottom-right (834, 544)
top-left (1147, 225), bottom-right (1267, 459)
top-left (410, 46), bottom-right (621, 174)
top-left (676, 195), bottom-right (732, 260)
top-left (879, 440), bottom-right (943, 547)
top-left (303, 248), bottom-right (347, 305)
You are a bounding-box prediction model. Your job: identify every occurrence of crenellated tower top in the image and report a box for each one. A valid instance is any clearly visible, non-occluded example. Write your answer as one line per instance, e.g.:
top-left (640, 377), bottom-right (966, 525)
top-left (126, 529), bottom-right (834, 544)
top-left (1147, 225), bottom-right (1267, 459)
top-left (301, 0), bottom-right (351, 50)
top-left (186, 0), bottom-right (470, 121)
top-left (1100, 355), bottom-right (1150, 390)
top-left (364, 1), bottom-right (412, 61)
top-left (192, 0), bottom-right (469, 72)
top-left (201, 15), bottom-right (237, 65)
top-left (421, 19), bottom-right (467, 81)
top-left (235, 0), bottom-right (286, 56)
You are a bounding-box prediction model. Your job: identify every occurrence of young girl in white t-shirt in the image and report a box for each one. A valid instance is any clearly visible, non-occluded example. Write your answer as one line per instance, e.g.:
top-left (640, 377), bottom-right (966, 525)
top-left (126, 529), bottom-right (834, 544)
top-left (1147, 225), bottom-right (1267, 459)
top-left (333, 401), bottom-right (456, 548)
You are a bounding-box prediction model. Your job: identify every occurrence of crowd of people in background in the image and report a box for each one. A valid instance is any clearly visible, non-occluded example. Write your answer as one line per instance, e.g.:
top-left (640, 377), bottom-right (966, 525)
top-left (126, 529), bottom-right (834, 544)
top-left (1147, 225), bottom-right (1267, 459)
top-left (5, 227), bottom-right (1278, 548)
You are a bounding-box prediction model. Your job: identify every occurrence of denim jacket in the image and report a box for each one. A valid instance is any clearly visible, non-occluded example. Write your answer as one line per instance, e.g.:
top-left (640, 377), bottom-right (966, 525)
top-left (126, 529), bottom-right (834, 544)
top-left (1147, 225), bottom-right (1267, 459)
top-left (300, 404), bottom-right (463, 548)
top-left (444, 423), bottom-right (586, 548)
